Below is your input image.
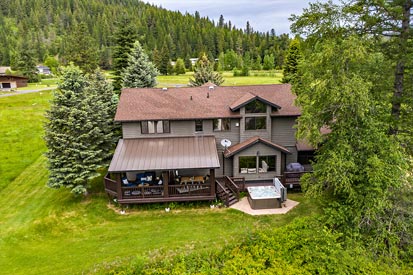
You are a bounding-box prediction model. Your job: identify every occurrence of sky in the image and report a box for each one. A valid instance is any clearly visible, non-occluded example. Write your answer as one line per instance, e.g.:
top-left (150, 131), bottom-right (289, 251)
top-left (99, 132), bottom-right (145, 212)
top-left (145, 0), bottom-right (327, 34)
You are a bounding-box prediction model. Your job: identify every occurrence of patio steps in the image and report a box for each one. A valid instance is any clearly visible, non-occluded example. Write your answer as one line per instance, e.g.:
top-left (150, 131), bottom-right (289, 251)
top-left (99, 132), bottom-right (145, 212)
top-left (216, 178), bottom-right (239, 207)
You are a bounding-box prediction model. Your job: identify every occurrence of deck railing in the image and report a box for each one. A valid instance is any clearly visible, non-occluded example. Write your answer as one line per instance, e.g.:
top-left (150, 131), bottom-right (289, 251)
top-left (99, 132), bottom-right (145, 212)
top-left (224, 176), bottom-right (240, 200)
top-left (216, 180), bottom-right (230, 206)
top-left (104, 174), bottom-right (117, 195)
top-left (168, 183), bottom-right (211, 197)
top-left (281, 171), bottom-right (310, 188)
top-left (230, 177), bottom-right (246, 191)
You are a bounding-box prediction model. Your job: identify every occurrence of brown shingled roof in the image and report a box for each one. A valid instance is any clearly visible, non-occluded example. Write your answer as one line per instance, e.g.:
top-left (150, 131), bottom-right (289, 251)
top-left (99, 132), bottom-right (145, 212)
top-left (224, 136), bottom-right (291, 158)
top-left (115, 84), bottom-right (299, 122)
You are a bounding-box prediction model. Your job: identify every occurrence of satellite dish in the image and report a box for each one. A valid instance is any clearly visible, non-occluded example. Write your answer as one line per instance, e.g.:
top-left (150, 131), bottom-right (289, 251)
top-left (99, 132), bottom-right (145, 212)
top-left (221, 139), bottom-right (232, 148)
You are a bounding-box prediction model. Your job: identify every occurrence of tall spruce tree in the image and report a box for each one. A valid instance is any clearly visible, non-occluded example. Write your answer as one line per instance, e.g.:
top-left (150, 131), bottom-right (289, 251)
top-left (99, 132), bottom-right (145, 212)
top-left (112, 17), bottom-right (138, 90)
top-left (189, 53), bottom-right (224, 86)
top-left (121, 41), bottom-right (158, 88)
top-left (281, 38), bottom-right (302, 83)
top-left (45, 64), bottom-right (116, 195)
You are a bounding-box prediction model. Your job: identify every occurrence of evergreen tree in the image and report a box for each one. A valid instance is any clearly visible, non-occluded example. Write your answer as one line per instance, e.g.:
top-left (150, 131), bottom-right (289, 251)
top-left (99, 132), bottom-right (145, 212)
top-left (44, 64), bottom-right (116, 195)
top-left (14, 38), bottom-right (38, 82)
top-left (189, 53), bottom-right (224, 86)
top-left (121, 41), bottom-right (158, 88)
top-left (281, 38), bottom-right (302, 83)
top-left (112, 17), bottom-right (138, 90)
top-left (64, 23), bottom-right (98, 73)
top-left (174, 58), bottom-right (186, 75)
top-left (159, 43), bottom-right (170, 75)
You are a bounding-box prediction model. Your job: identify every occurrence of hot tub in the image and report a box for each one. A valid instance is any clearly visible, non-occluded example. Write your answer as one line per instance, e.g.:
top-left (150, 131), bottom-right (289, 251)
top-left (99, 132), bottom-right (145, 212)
top-left (247, 186), bottom-right (281, 209)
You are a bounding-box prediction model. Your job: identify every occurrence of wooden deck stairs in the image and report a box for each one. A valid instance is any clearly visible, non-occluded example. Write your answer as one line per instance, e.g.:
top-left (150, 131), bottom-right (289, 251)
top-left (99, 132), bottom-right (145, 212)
top-left (216, 176), bottom-right (242, 207)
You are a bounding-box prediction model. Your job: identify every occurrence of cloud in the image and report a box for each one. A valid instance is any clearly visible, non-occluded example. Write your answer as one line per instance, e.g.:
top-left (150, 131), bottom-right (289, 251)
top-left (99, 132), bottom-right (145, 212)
top-left (145, 0), bottom-right (320, 34)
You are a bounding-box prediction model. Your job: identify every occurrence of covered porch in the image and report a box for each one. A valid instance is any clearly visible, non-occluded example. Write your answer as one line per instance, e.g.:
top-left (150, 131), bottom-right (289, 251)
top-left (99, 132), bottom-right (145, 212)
top-left (104, 136), bottom-right (220, 204)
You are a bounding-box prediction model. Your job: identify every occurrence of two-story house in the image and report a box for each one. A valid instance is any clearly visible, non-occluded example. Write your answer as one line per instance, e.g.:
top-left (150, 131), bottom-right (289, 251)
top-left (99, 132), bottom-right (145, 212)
top-left (104, 83), bottom-right (311, 204)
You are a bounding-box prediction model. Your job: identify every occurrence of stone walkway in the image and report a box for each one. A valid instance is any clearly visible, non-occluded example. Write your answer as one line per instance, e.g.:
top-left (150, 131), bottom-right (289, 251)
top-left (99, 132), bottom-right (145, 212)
top-left (230, 197), bottom-right (299, 216)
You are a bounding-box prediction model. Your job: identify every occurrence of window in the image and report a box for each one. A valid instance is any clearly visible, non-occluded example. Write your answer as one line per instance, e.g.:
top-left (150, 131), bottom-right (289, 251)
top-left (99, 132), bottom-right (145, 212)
top-left (245, 117), bottom-right (266, 130)
top-left (239, 155), bottom-right (276, 174)
top-left (245, 100), bottom-right (267, 113)
top-left (259, 156), bottom-right (276, 172)
top-left (239, 156), bottom-right (257, 174)
top-left (195, 120), bottom-right (203, 132)
top-left (141, 121), bottom-right (170, 134)
top-left (213, 118), bottom-right (231, 131)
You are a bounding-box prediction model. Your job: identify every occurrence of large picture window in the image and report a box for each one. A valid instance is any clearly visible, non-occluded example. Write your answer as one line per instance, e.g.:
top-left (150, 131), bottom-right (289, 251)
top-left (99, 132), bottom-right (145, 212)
top-left (239, 156), bottom-right (257, 174)
top-left (245, 117), bottom-right (266, 130)
top-left (259, 155), bottom-right (276, 172)
top-left (239, 155), bottom-right (276, 174)
top-left (213, 118), bottom-right (231, 131)
top-left (141, 121), bottom-right (170, 134)
top-left (245, 100), bottom-right (266, 113)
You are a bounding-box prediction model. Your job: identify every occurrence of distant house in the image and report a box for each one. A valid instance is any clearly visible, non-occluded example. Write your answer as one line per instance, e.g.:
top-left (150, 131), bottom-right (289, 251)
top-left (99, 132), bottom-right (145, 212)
top-left (36, 65), bottom-right (51, 75)
top-left (0, 66), bottom-right (11, 76)
top-left (189, 58), bottom-right (198, 66)
top-left (0, 75), bottom-right (28, 89)
top-left (104, 84), bottom-right (313, 205)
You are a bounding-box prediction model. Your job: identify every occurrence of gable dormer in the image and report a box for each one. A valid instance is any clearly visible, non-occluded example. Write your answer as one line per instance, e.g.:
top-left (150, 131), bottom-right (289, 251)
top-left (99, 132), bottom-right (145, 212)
top-left (229, 93), bottom-right (281, 113)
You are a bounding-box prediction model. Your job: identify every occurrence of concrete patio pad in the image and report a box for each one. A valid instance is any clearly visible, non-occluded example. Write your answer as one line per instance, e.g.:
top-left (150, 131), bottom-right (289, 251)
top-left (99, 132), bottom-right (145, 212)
top-left (230, 197), bottom-right (299, 216)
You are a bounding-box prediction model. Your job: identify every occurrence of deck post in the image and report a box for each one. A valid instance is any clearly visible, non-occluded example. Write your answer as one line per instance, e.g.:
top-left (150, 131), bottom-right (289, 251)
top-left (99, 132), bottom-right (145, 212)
top-left (115, 173), bottom-right (122, 200)
top-left (210, 169), bottom-right (216, 196)
top-left (162, 171), bottom-right (169, 198)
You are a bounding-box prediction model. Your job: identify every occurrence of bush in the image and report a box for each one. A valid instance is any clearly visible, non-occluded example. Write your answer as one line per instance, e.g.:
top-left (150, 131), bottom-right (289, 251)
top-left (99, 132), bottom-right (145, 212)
top-left (109, 218), bottom-right (412, 274)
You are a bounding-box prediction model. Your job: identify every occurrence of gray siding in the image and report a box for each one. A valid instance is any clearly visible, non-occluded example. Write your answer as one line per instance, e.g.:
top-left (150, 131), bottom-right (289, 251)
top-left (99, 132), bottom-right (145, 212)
top-left (285, 146), bottom-right (298, 165)
top-left (213, 119), bottom-right (240, 176)
top-left (122, 122), bottom-right (141, 138)
top-left (239, 105), bottom-right (272, 142)
top-left (122, 120), bottom-right (206, 138)
top-left (232, 143), bottom-right (283, 180)
top-left (271, 117), bottom-right (297, 146)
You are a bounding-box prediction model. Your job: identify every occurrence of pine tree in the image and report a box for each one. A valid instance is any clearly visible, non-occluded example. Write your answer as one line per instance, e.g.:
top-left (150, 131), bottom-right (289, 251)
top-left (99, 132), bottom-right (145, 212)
top-left (64, 23), bottom-right (99, 73)
top-left (282, 38), bottom-right (302, 83)
top-left (112, 17), bottom-right (138, 90)
top-left (121, 41), bottom-right (158, 88)
top-left (159, 43), bottom-right (170, 75)
top-left (44, 64), bottom-right (116, 195)
top-left (14, 38), bottom-right (38, 82)
top-left (174, 58), bottom-right (186, 75)
top-left (189, 53), bottom-right (224, 86)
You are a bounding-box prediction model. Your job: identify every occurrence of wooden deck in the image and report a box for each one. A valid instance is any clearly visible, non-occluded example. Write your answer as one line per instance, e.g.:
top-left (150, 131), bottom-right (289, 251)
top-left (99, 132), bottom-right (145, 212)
top-left (281, 171), bottom-right (310, 189)
top-left (104, 174), bottom-right (216, 204)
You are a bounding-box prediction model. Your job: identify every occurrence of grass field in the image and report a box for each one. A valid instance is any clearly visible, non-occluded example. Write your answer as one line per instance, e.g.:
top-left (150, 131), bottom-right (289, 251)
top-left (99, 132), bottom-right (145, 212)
top-left (0, 74), bottom-right (317, 274)
top-left (157, 70), bottom-right (283, 87)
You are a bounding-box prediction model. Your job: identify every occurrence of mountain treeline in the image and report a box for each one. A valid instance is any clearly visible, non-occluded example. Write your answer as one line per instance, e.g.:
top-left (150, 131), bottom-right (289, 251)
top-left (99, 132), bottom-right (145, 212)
top-left (0, 0), bottom-right (290, 70)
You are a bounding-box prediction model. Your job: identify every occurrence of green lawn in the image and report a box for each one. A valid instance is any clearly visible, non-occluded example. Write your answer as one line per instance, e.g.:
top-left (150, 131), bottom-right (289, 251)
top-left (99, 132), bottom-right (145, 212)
top-left (0, 81), bottom-right (318, 274)
top-left (0, 91), bottom-right (51, 189)
top-left (156, 70), bottom-right (282, 87)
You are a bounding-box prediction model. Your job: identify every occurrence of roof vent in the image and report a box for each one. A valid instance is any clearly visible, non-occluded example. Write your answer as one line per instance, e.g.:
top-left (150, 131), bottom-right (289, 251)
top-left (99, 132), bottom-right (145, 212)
top-left (208, 86), bottom-right (214, 90)
top-left (162, 87), bottom-right (168, 91)
top-left (207, 92), bottom-right (210, 98)
top-left (190, 96), bottom-right (193, 100)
